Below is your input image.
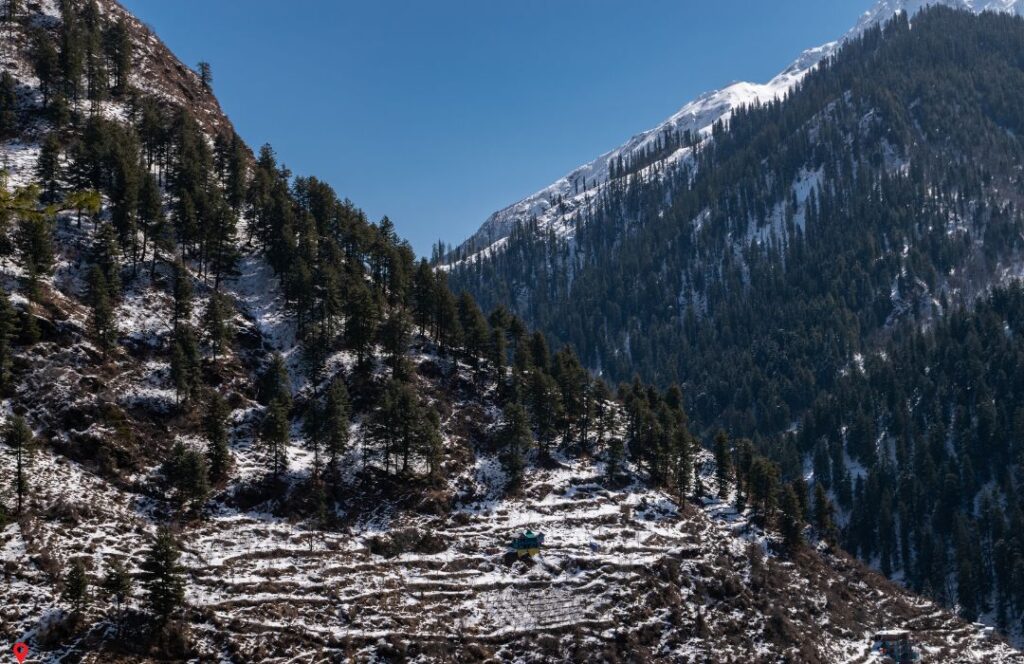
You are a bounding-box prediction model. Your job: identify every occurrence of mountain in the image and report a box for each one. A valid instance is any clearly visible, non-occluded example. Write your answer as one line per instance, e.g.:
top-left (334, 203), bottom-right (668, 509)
top-left (445, 2), bottom-right (1024, 647)
top-left (446, 0), bottom-right (1024, 267)
top-left (0, 0), bottom-right (1021, 661)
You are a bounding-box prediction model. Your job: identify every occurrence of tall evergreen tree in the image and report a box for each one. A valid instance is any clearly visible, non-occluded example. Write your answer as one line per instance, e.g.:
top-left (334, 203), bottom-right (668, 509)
top-left (500, 402), bottom-right (531, 489)
top-left (714, 430), bottom-right (733, 499)
top-left (62, 558), bottom-right (90, 615)
top-left (204, 392), bottom-right (231, 483)
top-left (140, 528), bottom-right (186, 625)
top-left (5, 415), bottom-right (34, 515)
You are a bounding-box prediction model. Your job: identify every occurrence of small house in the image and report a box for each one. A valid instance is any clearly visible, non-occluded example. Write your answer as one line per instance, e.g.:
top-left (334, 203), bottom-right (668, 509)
top-left (870, 630), bottom-right (918, 663)
top-left (511, 530), bottom-right (545, 557)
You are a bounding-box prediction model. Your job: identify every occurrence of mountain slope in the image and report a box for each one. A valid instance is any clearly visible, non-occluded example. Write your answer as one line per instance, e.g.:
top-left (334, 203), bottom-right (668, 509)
top-left (446, 0), bottom-right (1024, 267)
top-left (446, 4), bottom-right (1024, 646)
top-left (0, 1), bottom-right (1021, 662)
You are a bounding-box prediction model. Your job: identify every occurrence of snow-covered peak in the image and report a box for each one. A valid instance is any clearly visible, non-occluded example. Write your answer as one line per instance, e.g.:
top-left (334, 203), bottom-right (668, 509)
top-left (447, 0), bottom-right (1024, 266)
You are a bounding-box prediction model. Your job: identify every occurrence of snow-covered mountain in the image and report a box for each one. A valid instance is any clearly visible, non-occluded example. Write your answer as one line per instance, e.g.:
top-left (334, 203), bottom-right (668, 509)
top-left (447, 0), bottom-right (1024, 266)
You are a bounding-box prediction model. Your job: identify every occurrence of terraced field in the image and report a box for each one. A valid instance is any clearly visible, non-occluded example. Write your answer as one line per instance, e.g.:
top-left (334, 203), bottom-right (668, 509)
top-left (3, 440), bottom-right (1023, 662)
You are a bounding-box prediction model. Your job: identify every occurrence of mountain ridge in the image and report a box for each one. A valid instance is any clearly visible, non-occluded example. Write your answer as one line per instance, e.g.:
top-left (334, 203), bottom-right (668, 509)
top-left (446, 0), bottom-right (1024, 267)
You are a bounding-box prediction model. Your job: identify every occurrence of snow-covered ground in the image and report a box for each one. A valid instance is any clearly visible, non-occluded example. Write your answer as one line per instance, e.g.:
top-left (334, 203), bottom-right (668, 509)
top-left (446, 0), bottom-right (1024, 270)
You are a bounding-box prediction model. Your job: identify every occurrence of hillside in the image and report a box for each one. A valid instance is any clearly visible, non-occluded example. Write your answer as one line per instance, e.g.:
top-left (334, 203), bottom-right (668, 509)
top-left (0, 1), bottom-right (1021, 662)
top-left (444, 0), bottom-right (1024, 267)
top-left (445, 3), bottom-right (1024, 648)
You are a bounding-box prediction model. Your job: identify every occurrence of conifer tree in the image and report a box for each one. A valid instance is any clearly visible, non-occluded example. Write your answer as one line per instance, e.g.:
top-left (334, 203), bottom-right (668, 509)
top-left (36, 133), bottom-right (61, 201)
top-left (420, 409), bottom-right (443, 484)
top-left (170, 324), bottom-right (200, 405)
top-left (87, 264), bottom-right (116, 353)
top-left (343, 278), bottom-right (379, 367)
top-left (714, 431), bottom-right (733, 499)
top-left (165, 440), bottom-right (209, 513)
top-left (5, 415), bottom-right (33, 514)
top-left (500, 402), bottom-right (531, 488)
top-left (606, 436), bottom-right (625, 483)
top-left (322, 377), bottom-right (350, 481)
top-left (172, 259), bottom-right (193, 330)
top-left (379, 308), bottom-right (411, 377)
top-left (433, 274), bottom-right (462, 354)
top-left (138, 172), bottom-right (164, 273)
top-left (140, 528), bottom-right (186, 625)
top-left (260, 397), bottom-right (290, 478)
top-left (0, 289), bottom-right (18, 392)
top-left (62, 559), bottom-right (90, 615)
top-left (204, 392), bottom-right (231, 483)
top-left (105, 18), bottom-right (132, 96)
top-left (101, 558), bottom-right (132, 636)
top-left (527, 369), bottom-right (562, 460)
top-left (779, 483), bottom-right (804, 552)
top-left (411, 259), bottom-right (435, 335)
top-left (0, 72), bottom-right (14, 140)
top-left (91, 222), bottom-right (122, 298)
top-left (196, 61), bottom-right (212, 90)
top-left (813, 481), bottom-right (836, 543)
top-left (258, 352), bottom-right (292, 410)
top-left (16, 207), bottom-right (55, 301)
top-left (60, 16), bottom-right (84, 105)
top-left (32, 33), bottom-right (59, 111)
top-left (202, 291), bottom-right (231, 360)
top-left (457, 292), bottom-right (489, 365)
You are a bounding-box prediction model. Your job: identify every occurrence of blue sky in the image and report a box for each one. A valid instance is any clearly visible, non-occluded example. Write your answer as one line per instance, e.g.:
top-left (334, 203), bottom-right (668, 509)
top-left (120, 0), bottom-right (871, 257)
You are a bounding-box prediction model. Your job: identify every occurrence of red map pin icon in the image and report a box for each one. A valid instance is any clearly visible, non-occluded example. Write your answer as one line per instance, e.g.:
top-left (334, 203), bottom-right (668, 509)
top-left (12, 642), bottom-right (28, 663)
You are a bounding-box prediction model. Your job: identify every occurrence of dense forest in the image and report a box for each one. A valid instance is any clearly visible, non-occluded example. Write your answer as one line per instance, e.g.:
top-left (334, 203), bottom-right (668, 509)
top-left (448, 8), bottom-right (1024, 628)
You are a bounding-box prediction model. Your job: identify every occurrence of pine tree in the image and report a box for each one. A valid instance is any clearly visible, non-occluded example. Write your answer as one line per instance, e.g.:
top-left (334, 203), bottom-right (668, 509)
top-left (62, 558), bottom-right (90, 615)
top-left (172, 259), bottom-right (193, 330)
top-left (32, 32), bottom-right (59, 112)
top-left (411, 259), bottom-right (435, 335)
top-left (138, 172), bottom-right (164, 273)
top-left (196, 61), bottom-right (212, 90)
top-left (813, 481), bottom-right (836, 543)
top-left (36, 133), bottom-right (62, 202)
top-left (60, 15), bottom-right (84, 106)
top-left (713, 430), bottom-right (732, 499)
top-left (379, 308), bottom-right (411, 377)
top-left (344, 278), bottom-right (380, 368)
top-left (419, 408), bottom-right (443, 484)
top-left (0, 72), bottom-right (15, 139)
top-left (87, 264), bottom-right (116, 353)
top-left (140, 528), bottom-right (186, 625)
top-left (105, 18), bottom-right (132, 96)
top-left (261, 398), bottom-right (290, 478)
top-left (165, 440), bottom-right (209, 513)
top-left (779, 483), bottom-right (804, 552)
top-left (202, 291), bottom-right (231, 360)
top-left (101, 558), bottom-right (133, 636)
top-left (322, 377), bottom-right (349, 481)
top-left (5, 415), bottom-right (34, 514)
top-left (500, 402), bottom-right (531, 488)
top-left (258, 352), bottom-right (292, 410)
top-left (606, 436), bottom-right (625, 483)
top-left (16, 208), bottom-right (55, 301)
top-left (527, 369), bottom-right (562, 460)
top-left (206, 195), bottom-right (239, 288)
top-left (0, 289), bottom-right (18, 392)
top-left (204, 392), bottom-right (231, 483)
top-left (91, 222), bottom-right (122, 298)
top-left (170, 324), bottom-right (200, 405)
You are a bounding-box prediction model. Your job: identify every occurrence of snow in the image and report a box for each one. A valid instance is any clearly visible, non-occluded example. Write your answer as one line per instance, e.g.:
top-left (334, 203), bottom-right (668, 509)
top-left (446, 0), bottom-right (1024, 269)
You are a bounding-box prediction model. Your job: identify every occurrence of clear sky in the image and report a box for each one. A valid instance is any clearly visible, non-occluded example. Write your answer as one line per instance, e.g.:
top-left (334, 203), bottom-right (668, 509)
top-left (120, 0), bottom-right (871, 257)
